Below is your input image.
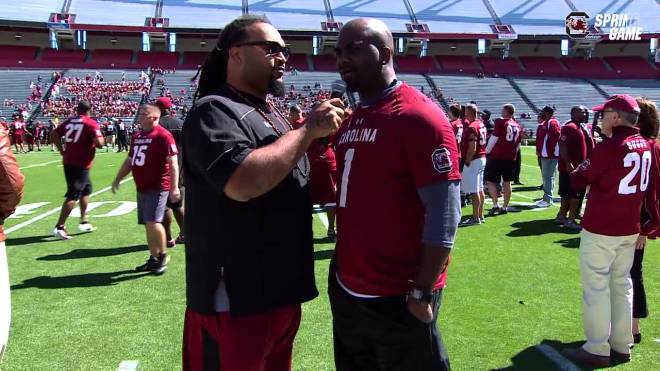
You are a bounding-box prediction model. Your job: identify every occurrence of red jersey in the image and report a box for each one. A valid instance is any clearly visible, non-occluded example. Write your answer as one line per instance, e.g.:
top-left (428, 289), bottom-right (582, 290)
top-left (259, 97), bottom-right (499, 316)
top-left (129, 125), bottom-right (178, 192)
top-left (580, 123), bottom-right (596, 158)
top-left (55, 115), bottom-right (103, 169)
top-left (461, 119), bottom-right (487, 160)
top-left (490, 118), bottom-right (522, 160)
top-left (571, 126), bottom-right (660, 236)
top-left (334, 83), bottom-right (461, 296)
top-left (558, 122), bottom-right (587, 173)
top-left (536, 117), bottom-right (561, 159)
top-left (292, 118), bottom-right (305, 129)
top-left (11, 121), bottom-right (24, 134)
top-left (450, 118), bottom-right (464, 159)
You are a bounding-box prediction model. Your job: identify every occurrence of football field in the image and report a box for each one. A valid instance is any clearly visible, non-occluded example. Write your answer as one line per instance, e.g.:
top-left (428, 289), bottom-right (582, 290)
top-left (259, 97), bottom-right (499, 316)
top-left (3, 146), bottom-right (659, 370)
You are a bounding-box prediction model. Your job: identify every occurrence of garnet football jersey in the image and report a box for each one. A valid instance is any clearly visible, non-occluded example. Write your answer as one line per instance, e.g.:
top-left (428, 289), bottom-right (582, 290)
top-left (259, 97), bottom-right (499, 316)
top-left (536, 117), bottom-right (561, 159)
top-left (558, 122), bottom-right (587, 172)
top-left (55, 115), bottom-right (103, 169)
top-left (334, 82), bottom-right (461, 296)
top-left (571, 126), bottom-right (660, 236)
top-left (462, 120), bottom-right (487, 160)
top-left (129, 125), bottom-right (178, 192)
top-left (490, 118), bottom-right (522, 161)
top-left (450, 118), bottom-right (464, 159)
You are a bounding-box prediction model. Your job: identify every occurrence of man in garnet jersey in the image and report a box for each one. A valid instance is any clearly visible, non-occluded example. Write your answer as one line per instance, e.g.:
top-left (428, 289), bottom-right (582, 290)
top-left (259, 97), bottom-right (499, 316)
top-left (50, 100), bottom-right (105, 240)
top-left (535, 105), bottom-right (561, 207)
top-left (112, 103), bottom-right (180, 274)
top-left (556, 107), bottom-right (588, 230)
top-left (485, 104), bottom-right (522, 215)
top-left (448, 104), bottom-right (463, 167)
top-left (11, 116), bottom-right (26, 154)
top-left (563, 95), bottom-right (660, 367)
top-left (331, 18), bottom-right (460, 370)
top-left (460, 103), bottom-right (487, 226)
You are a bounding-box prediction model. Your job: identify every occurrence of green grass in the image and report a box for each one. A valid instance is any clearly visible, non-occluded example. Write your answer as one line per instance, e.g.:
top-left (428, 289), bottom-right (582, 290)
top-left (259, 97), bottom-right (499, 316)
top-left (2, 146), bottom-right (659, 370)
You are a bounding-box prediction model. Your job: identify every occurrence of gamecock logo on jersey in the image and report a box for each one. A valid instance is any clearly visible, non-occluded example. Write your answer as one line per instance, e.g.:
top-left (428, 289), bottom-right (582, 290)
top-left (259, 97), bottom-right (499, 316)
top-left (432, 147), bottom-right (452, 173)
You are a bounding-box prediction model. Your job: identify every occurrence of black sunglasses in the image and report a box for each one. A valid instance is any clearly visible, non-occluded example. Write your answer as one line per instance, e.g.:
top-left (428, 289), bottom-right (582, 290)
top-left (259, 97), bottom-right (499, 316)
top-left (234, 41), bottom-right (290, 59)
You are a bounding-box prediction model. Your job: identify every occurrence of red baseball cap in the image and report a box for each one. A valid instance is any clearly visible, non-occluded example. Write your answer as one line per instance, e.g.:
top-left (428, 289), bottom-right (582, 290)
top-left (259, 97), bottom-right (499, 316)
top-left (156, 97), bottom-right (172, 110)
top-left (592, 94), bottom-right (640, 114)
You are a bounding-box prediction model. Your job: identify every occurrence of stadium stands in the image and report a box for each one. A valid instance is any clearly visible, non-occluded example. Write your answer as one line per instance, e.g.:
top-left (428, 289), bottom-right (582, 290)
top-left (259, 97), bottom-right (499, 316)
top-left (181, 52), bottom-right (208, 69)
top-left (0, 46), bottom-right (39, 68)
top-left (427, 74), bottom-right (537, 129)
top-left (311, 55), bottom-right (337, 72)
top-left (511, 77), bottom-right (606, 122)
top-left (560, 57), bottom-right (613, 79)
top-left (396, 56), bottom-right (439, 73)
top-left (593, 79), bottom-right (660, 104)
top-left (604, 56), bottom-right (659, 79)
top-left (287, 54), bottom-right (310, 71)
top-left (87, 49), bottom-right (135, 69)
top-left (40, 49), bottom-right (87, 68)
top-left (478, 57), bottom-right (523, 75)
top-left (519, 57), bottom-right (565, 76)
top-left (0, 70), bottom-right (51, 119)
top-left (436, 56), bottom-right (482, 74)
top-left (136, 51), bottom-right (179, 69)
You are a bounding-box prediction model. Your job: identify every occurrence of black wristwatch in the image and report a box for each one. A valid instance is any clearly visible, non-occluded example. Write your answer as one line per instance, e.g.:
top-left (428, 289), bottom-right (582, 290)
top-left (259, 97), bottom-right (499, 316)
top-left (407, 288), bottom-right (432, 303)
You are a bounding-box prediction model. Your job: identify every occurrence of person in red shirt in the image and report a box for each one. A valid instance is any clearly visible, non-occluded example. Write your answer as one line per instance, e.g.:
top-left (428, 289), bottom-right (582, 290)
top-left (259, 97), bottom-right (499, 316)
top-left (112, 103), bottom-right (180, 274)
top-left (563, 95), bottom-right (660, 367)
top-left (50, 100), bottom-right (105, 240)
top-left (535, 106), bottom-right (561, 207)
top-left (485, 104), bottom-right (522, 215)
top-left (448, 104), bottom-right (463, 165)
top-left (556, 107), bottom-right (589, 230)
top-left (331, 18), bottom-right (460, 370)
top-left (460, 103), bottom-right (487, 225)
top-left (11, 116), bottom-right (26, 154)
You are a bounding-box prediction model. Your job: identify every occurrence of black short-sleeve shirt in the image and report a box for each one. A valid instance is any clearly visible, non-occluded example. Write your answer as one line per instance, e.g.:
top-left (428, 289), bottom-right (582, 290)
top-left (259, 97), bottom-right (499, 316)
top-left (182, 86), bottom-right (317, 315)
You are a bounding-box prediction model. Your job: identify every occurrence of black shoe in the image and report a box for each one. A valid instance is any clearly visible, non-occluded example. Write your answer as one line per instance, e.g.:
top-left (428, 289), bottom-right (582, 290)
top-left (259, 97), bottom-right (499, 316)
top-left (487, 207), bottom-right (501, 216)
top-left (513, 181), bottom-right (523, 185)
top-left (154, 253), bottom-right (169, 274)
top-left (634, 333), bottom-right (641, 344)
top-left (135, 256), bottom-right (159, 272)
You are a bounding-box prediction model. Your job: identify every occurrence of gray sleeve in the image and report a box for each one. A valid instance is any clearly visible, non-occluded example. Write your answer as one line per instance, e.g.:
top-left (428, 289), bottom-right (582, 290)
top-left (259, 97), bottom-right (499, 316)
top-left (417, 180), bottom-right (461, 248)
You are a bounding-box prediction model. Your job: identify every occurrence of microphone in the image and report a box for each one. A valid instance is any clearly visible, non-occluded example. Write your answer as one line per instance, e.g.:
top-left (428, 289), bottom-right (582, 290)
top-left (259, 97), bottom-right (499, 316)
top-left (330, 80), bottom-right (346, 100)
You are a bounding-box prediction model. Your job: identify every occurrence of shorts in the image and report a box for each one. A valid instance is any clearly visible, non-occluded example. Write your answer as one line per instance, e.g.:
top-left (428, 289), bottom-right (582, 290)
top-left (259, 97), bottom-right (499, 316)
top-left (461, 157), bottom-right (486, 194)
top-left (63, 165), bottom-right (92, 201)
top-left (182, 305), bottom-right (301, 371)
top-left (559, 171), bottom-right (584, 199)
top-left (166, 186), bottom-right (185, 210)
top-left (310, 166), bottom-right (337, 206)
top-left (484, 158), bottom-right (516, 183)
top-left (25, 135), bottom-right (34, 145)
top-left (13, 134), bottom-right (22, 145)
top-left (137, 190), bottom-right (169, 225)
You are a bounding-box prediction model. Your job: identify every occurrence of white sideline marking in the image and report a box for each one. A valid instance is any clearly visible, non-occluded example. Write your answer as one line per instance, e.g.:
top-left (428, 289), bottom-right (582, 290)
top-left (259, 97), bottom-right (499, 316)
top-left (535, 344), bottom-right (581, 371)
top-left (5, 177), bottom-right (133, 235)
top-left (19, 160), bottom-right (60, 169)
top-left (117, 360), bottom-right (139, 371)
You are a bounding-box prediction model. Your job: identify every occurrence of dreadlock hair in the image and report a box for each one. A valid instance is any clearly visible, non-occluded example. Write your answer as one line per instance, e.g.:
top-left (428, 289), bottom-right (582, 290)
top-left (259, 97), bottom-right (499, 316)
top-left (192, 15), bottom-right (271, 103)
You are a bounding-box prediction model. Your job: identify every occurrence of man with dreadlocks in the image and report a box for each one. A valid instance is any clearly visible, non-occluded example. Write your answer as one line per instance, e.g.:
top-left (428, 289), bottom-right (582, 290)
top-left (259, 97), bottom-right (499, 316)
top-left (181, 15), bottom-right (346, 371)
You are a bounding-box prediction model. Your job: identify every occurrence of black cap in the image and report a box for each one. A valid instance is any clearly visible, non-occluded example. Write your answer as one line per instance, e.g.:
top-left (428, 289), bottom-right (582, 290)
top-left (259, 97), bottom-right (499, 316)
top-left (482, 109), bottom-right (491, 115)
top-left (541, 105), bottom-right (554, 114)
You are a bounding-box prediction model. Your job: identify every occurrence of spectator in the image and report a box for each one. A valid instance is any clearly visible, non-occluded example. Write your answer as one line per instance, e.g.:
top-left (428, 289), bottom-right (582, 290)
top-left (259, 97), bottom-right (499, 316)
top-left (461, 103), bottom-right (488, 225)
top-left (535, 105), bottom-right (561, 207)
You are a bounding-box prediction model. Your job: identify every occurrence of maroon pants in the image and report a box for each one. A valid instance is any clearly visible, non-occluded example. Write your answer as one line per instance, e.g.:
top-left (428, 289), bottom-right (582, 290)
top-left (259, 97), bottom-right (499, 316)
top-left (183, 305), bottom-right (301, 371)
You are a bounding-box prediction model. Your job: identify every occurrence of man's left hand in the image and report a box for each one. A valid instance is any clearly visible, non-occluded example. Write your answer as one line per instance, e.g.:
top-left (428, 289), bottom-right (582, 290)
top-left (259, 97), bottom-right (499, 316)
top-left (169, 188), bottom-right (181, 203)
top-left (407, 298), bottom-right (433, 323)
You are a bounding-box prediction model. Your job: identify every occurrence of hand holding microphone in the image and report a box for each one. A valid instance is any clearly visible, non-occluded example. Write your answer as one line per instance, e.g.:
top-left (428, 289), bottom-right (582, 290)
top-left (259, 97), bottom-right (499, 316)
top-left (305, 80), bottom-right (348, 139)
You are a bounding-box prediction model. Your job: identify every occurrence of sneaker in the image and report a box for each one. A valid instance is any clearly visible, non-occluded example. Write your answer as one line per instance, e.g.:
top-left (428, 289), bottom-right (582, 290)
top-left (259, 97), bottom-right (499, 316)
top-left (135, 256), bottom-right (159, 272)
top-left (633, 333), bottom-right (642, 344)
top-left (500, 207), bottom-right (509, 214)
top-left (175, 235), bottom-right (185, 244)
top-left (78, 222), bottom-right (96, 232)
top-left (167, 239), bottom-right (176, 248)
top-left (554, 216), bottom-right (568, 225)
top-left (563, 220), bottom-right (582, 231)
top-left (561, 347), bottom-right (610, 368)
top-left (52, 226), bottom-right (72, 240)
top-left (460, 217), bottom-right (481, 226)
top-left (535, 200), bottom-right (552, 208)
top-left (153, 253), bottom-right (169, 274)
top-left (480, 217), bottom-right (485, 224)
top-left (610, 349), bottom-right (631, 364)
top-left (487, 207), bottom-right (501, 216)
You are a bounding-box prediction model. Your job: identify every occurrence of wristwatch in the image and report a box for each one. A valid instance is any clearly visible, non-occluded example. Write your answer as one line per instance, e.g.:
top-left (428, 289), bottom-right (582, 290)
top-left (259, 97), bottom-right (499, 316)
top-left (407, 288), bottom-right (432, 303)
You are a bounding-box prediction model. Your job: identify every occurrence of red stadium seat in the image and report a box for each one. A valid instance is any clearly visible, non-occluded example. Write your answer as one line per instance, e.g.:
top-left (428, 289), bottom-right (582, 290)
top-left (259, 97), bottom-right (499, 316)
top-left (560, 57), bottom-right (613, 79)
top-left (136, 51), bottom-right (179, 69)
top-left (435, 56), bottom-right (482, 74)
top-left (0, 45), bottom-right (39, 67)
top-left (478, 57), bottom-right (523, 75)
top-left (286, 53), bottom-right (310, 71)
top-left (311, 55), bottom-right (337, 72)
top-left (395, 56), bottom-right (439, 73)
top-left (87, 49), bottom-right (134, 68)
top-left (181, 51), bottom-right (208, 69)
top-left (519, 57), bottom-right (565, 76)
top-left (604, 56), bottom-right (658, 79)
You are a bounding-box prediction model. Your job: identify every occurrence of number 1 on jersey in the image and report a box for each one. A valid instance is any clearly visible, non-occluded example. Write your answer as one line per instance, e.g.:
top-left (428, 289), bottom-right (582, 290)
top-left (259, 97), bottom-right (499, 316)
top-left (339, 148), bottom-right (355, 208)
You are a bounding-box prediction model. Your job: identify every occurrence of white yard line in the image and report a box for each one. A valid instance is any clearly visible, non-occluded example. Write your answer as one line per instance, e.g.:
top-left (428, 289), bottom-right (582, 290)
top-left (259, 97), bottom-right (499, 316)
top-left (535, 344), bottom-right (582, 371)
top-left (117, 360), bottom-right (139, 371)
top-left (19, 160), bottom-right (60, 170)
top-left (5, 177), bottom-right (133, 235)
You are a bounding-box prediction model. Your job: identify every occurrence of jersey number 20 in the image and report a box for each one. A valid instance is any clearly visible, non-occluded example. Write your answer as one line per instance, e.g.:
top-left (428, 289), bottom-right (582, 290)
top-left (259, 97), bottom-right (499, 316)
top-left (618, 151), bottom-right (652, 195)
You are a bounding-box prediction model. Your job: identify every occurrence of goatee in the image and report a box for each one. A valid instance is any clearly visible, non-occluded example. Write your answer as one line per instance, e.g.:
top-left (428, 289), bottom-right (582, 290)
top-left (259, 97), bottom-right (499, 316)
top-left (268, 77), bottom-right (285, 98)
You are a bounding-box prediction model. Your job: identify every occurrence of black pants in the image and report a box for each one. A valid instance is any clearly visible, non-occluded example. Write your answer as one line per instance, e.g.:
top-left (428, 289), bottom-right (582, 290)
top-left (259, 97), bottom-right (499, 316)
top-left (117, 134), bottom-right (128, 152)
top-left (328, 262), bottom-right (450, 371)
top-left (514, 149), bottom-right (522, 182)
top-left (631, 248), bottom-right (648, 319)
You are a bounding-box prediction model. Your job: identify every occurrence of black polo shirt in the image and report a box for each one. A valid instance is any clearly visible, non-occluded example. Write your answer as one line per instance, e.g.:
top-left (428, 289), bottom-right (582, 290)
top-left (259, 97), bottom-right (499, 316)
top-left (182, 86), bottom-right (317, 316)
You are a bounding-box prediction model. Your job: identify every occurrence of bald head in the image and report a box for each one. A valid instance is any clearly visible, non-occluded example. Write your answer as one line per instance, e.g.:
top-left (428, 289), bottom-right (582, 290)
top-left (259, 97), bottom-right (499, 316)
top-left (342, 18), bottom-right (395, 51)
top-left (336, 18), bottom-right (397, 98)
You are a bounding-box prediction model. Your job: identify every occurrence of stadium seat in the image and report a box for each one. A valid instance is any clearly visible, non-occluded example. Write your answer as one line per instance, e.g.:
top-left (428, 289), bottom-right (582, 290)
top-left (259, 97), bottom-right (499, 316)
top-left (0, 45), bottom-right (38, 67)
top-left (519, 57), bottom-right (565, 76)
top-left (604, 56), bottom-right (659, 79)
top-left (287, 53), bottom-right (310, 71)
top-left (87, 49), bottom-right (134, 69)
top-left (136, 51), bottom-right (179, 69)
top-left (181, 51), bottom-right (208, 69)
top-left (39, 48), bottom-right (87, 68)
top-left (395, 56), bottom-right (439, 73)
top-left (436, 56), bottom-right (482, 74)
top-left (311, 55), bottom-right (337, 72)
top-left (560, 57), bottom-right (613, 79)
top-left (478, 57), bottom-right (523, 75)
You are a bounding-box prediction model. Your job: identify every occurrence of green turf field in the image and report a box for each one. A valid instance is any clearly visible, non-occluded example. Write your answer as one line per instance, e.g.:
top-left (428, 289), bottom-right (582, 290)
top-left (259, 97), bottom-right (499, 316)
top-left (2, 146), bottom-right (659, 370)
